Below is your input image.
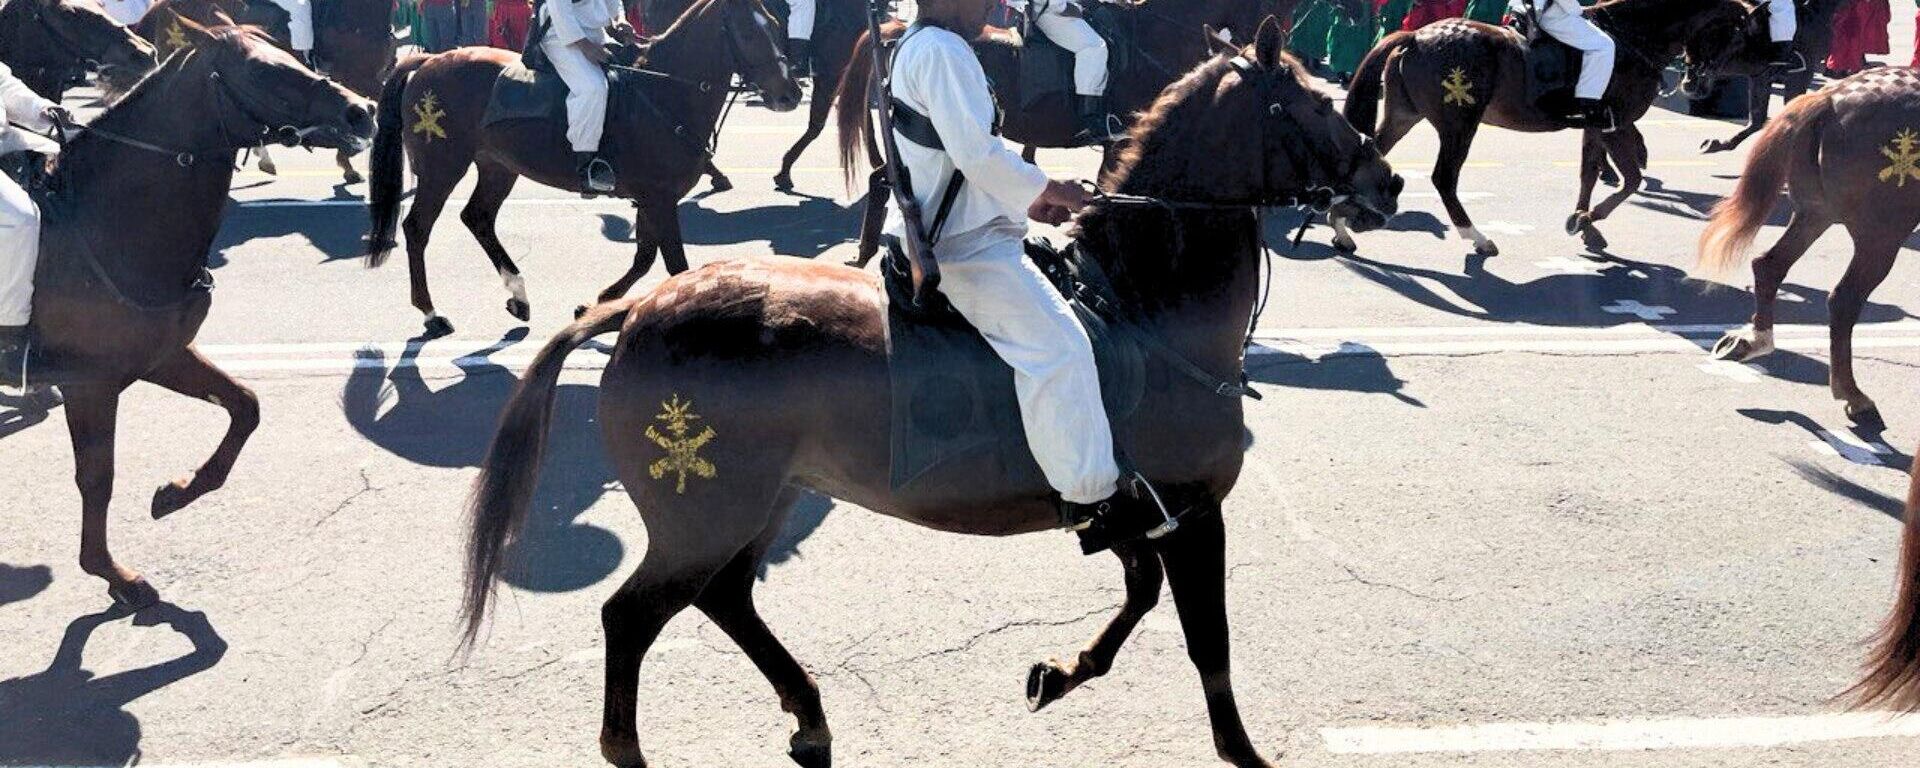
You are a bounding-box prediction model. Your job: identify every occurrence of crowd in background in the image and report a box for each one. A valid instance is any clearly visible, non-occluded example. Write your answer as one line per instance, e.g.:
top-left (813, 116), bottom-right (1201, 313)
top-left (389, 0), bottom-right (655, 54)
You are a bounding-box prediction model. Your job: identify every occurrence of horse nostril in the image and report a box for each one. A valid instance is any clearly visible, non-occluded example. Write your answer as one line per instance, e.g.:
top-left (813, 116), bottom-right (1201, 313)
top-left (345, 103), bottom-right (375, 134)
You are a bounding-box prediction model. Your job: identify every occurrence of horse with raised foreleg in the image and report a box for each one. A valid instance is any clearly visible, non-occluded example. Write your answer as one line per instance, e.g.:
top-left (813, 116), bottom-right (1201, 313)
top-left (1343, 0), bottom-right (1767, 256)
top-left (28, 21), bottom-right (372, 609)
top-left (1698, 67), bottom-right (1920, 423)
top-left (360, 0), bottom-right (802, 338)
top-left (458, 18), bottom-right (1399, 768)
top-left (1699, 0), bottom-right (1844, 155)
top-left (0, 0), bottom-right (156, 100)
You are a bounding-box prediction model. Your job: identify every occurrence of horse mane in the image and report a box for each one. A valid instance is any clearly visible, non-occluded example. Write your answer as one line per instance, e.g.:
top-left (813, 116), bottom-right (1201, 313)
top-left (649, 0), bottom-right (727, 42)
top-left (1105, 48), bottom-right (1316, 192)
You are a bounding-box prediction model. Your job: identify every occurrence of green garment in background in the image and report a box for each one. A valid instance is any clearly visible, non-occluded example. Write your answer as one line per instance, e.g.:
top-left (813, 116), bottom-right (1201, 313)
top-left (1327, 5), bottom-right (1376, 76)
top-left (393, 0), bottom-right (430, 47)
top-left (1291, 0), bottom-right (1334, 63)
top-left (1465, 0), bottom-right (1508, 24)
top-left (1379, 0), bottom-right (1415, 34)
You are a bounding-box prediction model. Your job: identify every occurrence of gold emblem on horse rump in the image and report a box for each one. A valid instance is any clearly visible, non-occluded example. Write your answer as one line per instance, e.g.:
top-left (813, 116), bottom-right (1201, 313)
top-left (1880, 129), bottom-right (1920, 188)
top-left (1442, 68), bottom-right (1476, 107)
top-left (412, 91), bottom-right (449, 143)
top-left (164, 19), bottom-right (190, 53)
top-left (646, 395), bottom-right (717, 494)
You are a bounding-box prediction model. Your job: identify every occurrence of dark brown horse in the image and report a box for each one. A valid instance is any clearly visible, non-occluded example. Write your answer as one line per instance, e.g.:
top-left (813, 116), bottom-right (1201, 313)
top-left (1343, 0), bottom-right (1765, 256)
top-left (1699, 0), bottom-right (1845, 154)
top-left (134, 0), bottom-right (245, 60)
top-left (458, 19), bottom-right (1398, 768)
top-left (361, 0), bottom-right (802, 339)
top-left (1697, 67), bottom-right (1920, 423)
top-left (0, 0), bottom-right (156, 99)
top-left (1848, 444), bottom-right (1920, 711)
top-left (29, 21), bottom-right (373, 609)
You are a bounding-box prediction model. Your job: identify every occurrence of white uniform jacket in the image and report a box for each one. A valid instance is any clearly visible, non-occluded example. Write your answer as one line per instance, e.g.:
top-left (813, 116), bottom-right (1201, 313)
top-left (541, 0), bottom-right (628, 47)
top-left (0, 62), bottom-right (57, 158)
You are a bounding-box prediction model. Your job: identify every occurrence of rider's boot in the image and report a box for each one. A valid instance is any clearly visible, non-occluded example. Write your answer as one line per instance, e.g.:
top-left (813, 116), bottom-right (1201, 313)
top-left (1574, 98), bottom-right (1617, 133)
top-left (575, 152), bottom-right (616, 197)
top-left (788, 38), bottom-right (813, 79)
top-left (1769, 41), bottom-right (1807, 74)
top-left (1059, 474), bottom-right (1182, 554)
top-left (1073, 95), bottom-right (1126, 146)
top-left (0, 325), bottom-right (31, 390)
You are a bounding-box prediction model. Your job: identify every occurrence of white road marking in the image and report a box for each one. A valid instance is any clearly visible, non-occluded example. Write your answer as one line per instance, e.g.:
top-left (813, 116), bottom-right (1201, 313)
top-left (1321, 711), bottom-right (1920, 754)
top-left (1600, 300), bottom-right (1677, 321)
top-left (1471, 221), bottom-right (1535, 235)
top-left (33, 759), bottom-right (355, 768)
top-left (1534, 256), bottom-right (1608, 275)
top-left (1810, 429), bottom-right (1898, 466)
top-left (1697, 360), bottom-right (1765, 383)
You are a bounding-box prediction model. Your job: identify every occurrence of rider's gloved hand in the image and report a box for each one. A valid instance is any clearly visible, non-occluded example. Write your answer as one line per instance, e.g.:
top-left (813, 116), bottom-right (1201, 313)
top-left (1028, 179), bottom-right (1090, 226)
top-left (42, 105), bottom-right (72, 126)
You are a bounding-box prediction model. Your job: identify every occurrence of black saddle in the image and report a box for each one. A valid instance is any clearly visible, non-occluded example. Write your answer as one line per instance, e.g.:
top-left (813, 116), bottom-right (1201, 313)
top-left (884, 237), bottom-right (1146, 494)
top-left (482, 47), bottom-right (648, 130)
top-left (1010, 2), bottom-right (1131, 111)
top-left (1512, 14), bottom-right (1583, 113)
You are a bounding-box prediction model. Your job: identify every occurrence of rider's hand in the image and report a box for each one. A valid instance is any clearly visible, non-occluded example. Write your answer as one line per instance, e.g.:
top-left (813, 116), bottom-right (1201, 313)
top-left (578, 40), bottom-right (610, 64)
top-left (1028, 179), bottom-right (1090, 226)
top-left (610, 22), bottom-right (638, 43)
top-left (41, 105), bottom-right (71, 127)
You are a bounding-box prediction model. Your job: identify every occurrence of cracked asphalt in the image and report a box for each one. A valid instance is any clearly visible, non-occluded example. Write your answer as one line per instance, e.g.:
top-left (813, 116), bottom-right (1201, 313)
top-left (4, 20), bottom-right (1920, 768)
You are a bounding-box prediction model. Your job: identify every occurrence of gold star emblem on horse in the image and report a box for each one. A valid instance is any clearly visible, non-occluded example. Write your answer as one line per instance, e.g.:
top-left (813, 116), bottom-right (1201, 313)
top-left (164, 18), bottom-right (189, 52)
top-left (1442, 68), bottom-right (1476, 107)
top-left (1879, 129), bottom-right (1920, 187)
top-left (646, 395), bottom-right (717, 494)
top-left (411, 91), bottom-right (448, 143)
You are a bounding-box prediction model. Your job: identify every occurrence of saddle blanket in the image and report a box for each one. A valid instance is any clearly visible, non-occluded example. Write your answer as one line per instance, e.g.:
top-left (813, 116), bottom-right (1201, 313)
top-left (1014, 2), bottom-right (1131, 111)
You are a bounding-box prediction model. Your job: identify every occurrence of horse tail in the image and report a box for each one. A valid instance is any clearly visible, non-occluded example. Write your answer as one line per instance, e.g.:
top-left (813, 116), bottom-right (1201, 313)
top-left (1697, 89), bottom-right (1832, 274)
top-left (1345, 32), bottom-right (1411, 137)
top-left (835, 28), bottom-right (878, 193)
top-left (1844, 446), bottom-right (1920, 711)
top-left (364, 54), bottom-right (425, 269)
top-left (459, 299), bottom-right (635, 649)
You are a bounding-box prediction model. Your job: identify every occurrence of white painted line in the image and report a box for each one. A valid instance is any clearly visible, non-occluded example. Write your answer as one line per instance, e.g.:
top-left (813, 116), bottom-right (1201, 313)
top-left (1600, 299), bottom-right (1677, 321)
top-left (1697, 360), bottom-right (1765, 383)
top-left (1534, 256), bottom-right (1609, 275)
top-left (31, 759), bottom-right (354, 768)
top-left (1810, 429), bottom-right (1898, 466)
top-left (1322, 712), bottom-right (1920, 754)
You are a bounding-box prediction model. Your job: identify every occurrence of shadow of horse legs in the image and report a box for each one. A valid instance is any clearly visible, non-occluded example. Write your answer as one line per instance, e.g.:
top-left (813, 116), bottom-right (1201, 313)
top-left (0, 564), bottom-right (53, 610)
top-left (1739, 408), bottom-right (1916, 470)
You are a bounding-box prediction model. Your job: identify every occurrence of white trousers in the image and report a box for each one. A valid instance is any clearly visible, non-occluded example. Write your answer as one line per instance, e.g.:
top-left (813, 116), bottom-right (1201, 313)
top-left (265, 0), bottom-right (314, 51)
top-left (1540, 10), bottom-right (1614, 100)
top-left (1768, 0), bottom-right (1797, 43)
top-left (0, 173), bottom-right (40, 327)
top-left (542, 38), bottom-right (609, 153)
top-left (788, 0), bottom-right (815, 40)
top-left (1034, 5), bottom-right (1107, 97)
top-left (937, 221), bottom-right (1120, 505)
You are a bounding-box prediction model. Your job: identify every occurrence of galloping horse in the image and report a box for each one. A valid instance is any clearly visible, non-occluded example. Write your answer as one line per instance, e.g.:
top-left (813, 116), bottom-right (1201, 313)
top-left (459, 19), bottom-right (1399, 768)
top-left (1849, 444), bottom-right (1920, 711)
top-left (29, 21), bottom-right (372, 609)
top-left (0, 0), bottom-right (156, 100)
top-left (361, 0), bottom-right (802, 338)
top-left (835, 0), bottom-right (1281, 266)
top-left (1698, 68), bottom-right (1920, 423)
top-left (1343, 0), bottom-right (1766, 256)
top-left (1699, 0), bottom-right (1845, 154)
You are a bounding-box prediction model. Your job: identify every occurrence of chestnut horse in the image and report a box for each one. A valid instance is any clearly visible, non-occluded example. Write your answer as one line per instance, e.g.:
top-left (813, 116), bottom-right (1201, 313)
top-left (29, 21), bottom-right (372, 609)
top-left (0, 0), bottom-right (156, 100)
top-left (458, 19), bottom-right (1399, 768)
top-left (1697, 67), bottom-right (1920, 423)
top-left (361, 0), bottom-right (803, 338)
top-left (1343, 0), bottom-right (1766, 256)
top-left (1699, 0), bottom-right (1845, 154)
top-left (1848, 445), bottom-right (1920, 711)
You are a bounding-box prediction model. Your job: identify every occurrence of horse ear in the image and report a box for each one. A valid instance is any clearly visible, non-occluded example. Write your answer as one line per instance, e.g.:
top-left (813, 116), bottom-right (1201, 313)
top-left (1254, 16), bottom-right (1285, 68)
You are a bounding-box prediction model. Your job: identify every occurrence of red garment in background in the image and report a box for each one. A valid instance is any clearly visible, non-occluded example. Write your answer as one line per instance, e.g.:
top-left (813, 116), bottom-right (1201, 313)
top-left (489, 0), bottom-right (533, 50)
top-left (1402, 0), bottom-right (1467, 30)
top-left (1912, 8), bottom-right (1919, 68)
top-left (1825, 0), bottom-right (1892, 73)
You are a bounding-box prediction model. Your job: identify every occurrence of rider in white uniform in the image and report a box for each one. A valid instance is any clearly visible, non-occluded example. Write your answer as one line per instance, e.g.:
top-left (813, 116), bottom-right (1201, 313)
top-left (0, 62), bottom-right (64, 389)
top-left (264, 0), bottom-right (316, 65)
top-left (1766, 0), bottom-right (1803, 72)
top-left (787, 0), bottom-right (816, 77)
top-left (887, 0), bottom-right (1155, 526)
top-left (1028, 0), bottom-right (1122, 144)
top-left (538, 0), bottom-right (635, 194)
top-left (1533, 0), bottom-right (1617, 131)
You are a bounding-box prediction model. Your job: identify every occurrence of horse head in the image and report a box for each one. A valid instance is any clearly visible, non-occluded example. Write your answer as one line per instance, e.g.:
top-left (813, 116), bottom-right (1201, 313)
top-left (159, 21), bottom-right (376, 154)
top-left (1677, 0), bottom-right (1778, 96)
top-left (719, 0), bottom-right (803, 112)
top-left (1111, 17), bottom-right (1401, 232)
top-left (14, 0), bottom-right (158, 95)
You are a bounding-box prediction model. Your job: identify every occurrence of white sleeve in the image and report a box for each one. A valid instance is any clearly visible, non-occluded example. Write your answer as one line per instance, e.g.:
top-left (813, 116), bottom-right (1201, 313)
top-left (546, 1), bottom-right (590, 45)
top-left (0, 63), bottom-right (55, 133)
top-left (914, 41), bottom-right (1049, 216)
top-left (609, 0), bottom-right (628, 27)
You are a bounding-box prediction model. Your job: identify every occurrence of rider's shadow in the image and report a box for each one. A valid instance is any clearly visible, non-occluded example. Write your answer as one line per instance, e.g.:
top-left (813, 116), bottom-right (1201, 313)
top-left (596, 194), bottom-right (864, 260)
top-left (207, 188), bottom-right (369, 268)
top-left (0, 602), bottom-right (227, 768)
top-left (338, 331), bottom-right (624, 593)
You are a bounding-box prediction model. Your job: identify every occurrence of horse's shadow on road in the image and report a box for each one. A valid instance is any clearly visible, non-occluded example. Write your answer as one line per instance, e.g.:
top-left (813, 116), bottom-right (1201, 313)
top-left (0, 602), bottom-right (226, 768)
top-left (596, 194), bottom-right (863, 260)
top-left (209, 188), bottom-right (370, 268)
top-left (0, 563), bottom-right (53, 610)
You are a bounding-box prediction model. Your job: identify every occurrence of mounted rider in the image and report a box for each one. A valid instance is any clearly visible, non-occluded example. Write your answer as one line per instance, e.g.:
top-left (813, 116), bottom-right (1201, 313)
top-left (535, 0), bottom-right (638, 194)
top-left (263, 0), bottom-right (318, 65)
top-left (1762, 0), bottom-right (1803, 72)
top-left (0, 61), bottom-right (67, 389)
top-left (880, 0), bottom-right (1162, 532)
top-left (786, 0), bottom-right (816, 77)
top-left (1524, 0), bottom-right (1617, 131)
top-left (1025, 0), bottom-right (1124, 145)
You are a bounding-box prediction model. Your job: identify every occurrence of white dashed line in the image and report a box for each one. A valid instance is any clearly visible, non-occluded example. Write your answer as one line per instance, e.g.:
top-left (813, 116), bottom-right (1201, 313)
top-left (1322, 712), bottom-right (1920, 754)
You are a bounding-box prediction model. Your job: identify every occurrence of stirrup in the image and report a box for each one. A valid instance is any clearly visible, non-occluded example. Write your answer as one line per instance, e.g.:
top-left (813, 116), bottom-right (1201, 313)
top-left (580, 157), bottom-right (616, 196)
top-left (1127, 473), bottom-right (1181, 540)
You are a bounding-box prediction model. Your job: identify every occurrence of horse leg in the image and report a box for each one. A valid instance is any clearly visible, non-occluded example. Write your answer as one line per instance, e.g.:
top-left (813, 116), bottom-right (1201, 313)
top-left (461, 165), bottom-right (529, 322)
top-left (1025, 541), bottom-right (1163, 712)
top-left (775, 95), bottom-right (833, 192)
top-left (1021, 145), bottom-right (1038, 164)
top-left (1156, 506), bottom-right (1271, 768)
top-left (1704, 77), bottom-right (1770, 153)
top-left (403, 169), bottom-right (459, 338)
top-left (1431, 121), bottom-right (1494, 256)
top-left (256, 145), bottom-right (277, 176)
top-left (694, 488), bottom-right (831, 768)
top-left (144, 347), bottom-right (259, 519)
top-left (589, 202), bottom-right (661, 312)
top-left (1827, 228), bottom-right (1903, 423)
top-left (1712, 209), bottom-right (1832, 362)
top-left (704, 160), bottom-right (734, 194)
top-left (652, 197), bottom-right (691, 275)
top-left (337, 149), bottom-right (364, 185)
top-left (1569, 129), bottom-right (1643, 250)
top-left (850, 167), bottom-right (890, 268)
top-left (64, 383), bottom-right (158, 610)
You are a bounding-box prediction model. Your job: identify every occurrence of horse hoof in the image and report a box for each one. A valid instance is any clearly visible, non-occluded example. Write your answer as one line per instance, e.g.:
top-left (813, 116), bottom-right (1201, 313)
top-left (1473, 240), bottom-right (1500, 257)
top-left (423, 316), bottom-right (455, 339)
top-left (773, 174), bottom-right (794, 193)
top-left (506, 298), bottom-right (531, 323)
top-left (151, 477), bottom-right (201, 520)
top-left (787, 738), bottom-right (831, 768)
top-left (1846, 401), bottom-right (1884, 427)
top-left (1701, 139), bottom-right (1729, 154)
top-left (1599, 169), bottom-right (1620, 187)
top-left (1710, 331), bottom-right (1772, 362)
top-left (1332, 234), bottom-right (1357, 254)
top-left (574, 304), bottom-right (590, 320)
top-left (708, 175), bottom-right (734, 194)
top-left (343, 169), bottom-right (365, 185)
top-left (1564, 212), bottom-right (1588, 236)
top-left (1026, 660), bottom-right (1071, 713)
top-left (600, 736), bottom-right (647, 768)
top-left (258, 161), bottom-right (277, 176)
top-left (107, 577), bottom-right (160, 612)
top-left (1580, 226), bottom-right (1608, 251)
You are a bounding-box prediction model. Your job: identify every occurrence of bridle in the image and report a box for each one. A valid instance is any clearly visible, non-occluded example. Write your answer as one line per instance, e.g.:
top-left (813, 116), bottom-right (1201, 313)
top-left (604, 0), bottom-right (784, 159)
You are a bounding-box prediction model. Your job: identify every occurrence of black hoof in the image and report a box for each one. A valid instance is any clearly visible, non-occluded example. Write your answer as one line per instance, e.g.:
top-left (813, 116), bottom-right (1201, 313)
top-left (1848, 403), bottom-right (1885, 428)
top-left (708, 175), bottom-right (734, 194)
top-left (1025, 661), bottom-right (1070, 713)
top-left (1599, 169), bottom-right (1620, 187)
top-left (151, 481), bottom-right (197, 520)
top-left (574, 304), bottom-right (589, 320)
top-left (506, 298), bottom-right (531, 322)
top-left (423, 315), bottom-right (455, 339)
top-left (343, 169), bottom-right (365, 185)
top-left (788, 740), bottom-right (831, 768)
top-left (1581, 226), bottom-right (1609, 251)
top-left (773, 173), bottom-right (795, 193)
top-left (1564, 213), bottom-right (1585, 236)
top-left (108, 577), bottom-right (160, 611)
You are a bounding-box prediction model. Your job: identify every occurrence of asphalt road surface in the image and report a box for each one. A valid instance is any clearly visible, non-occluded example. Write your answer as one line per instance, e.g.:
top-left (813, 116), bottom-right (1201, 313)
top-left (5, 20), bottom-right (1920, 768)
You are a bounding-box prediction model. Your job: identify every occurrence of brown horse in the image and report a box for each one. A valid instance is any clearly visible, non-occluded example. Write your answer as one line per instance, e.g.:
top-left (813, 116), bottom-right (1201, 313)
top-left (1343, 0), bottom-right (1765, 256)
top-left (1699, 0), bottom-right (1845, 154)
top-left (0, 0), bottom-right (156, 100)
top-left (1847, 445), bottom-right (1920, 711)
top-left (1697, 67), bottom-right (1920, 423)
top-left (134, 0), bottom-right (245, 60)
top-left (458, 19), bottom-right (1399, 768)
top-left (28, 21), bottom-right (373, 609)
top-left (361, 0), bottom-right (802, 339)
